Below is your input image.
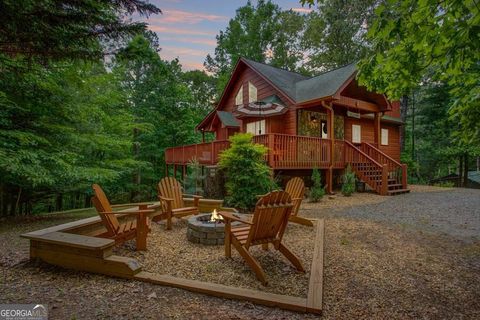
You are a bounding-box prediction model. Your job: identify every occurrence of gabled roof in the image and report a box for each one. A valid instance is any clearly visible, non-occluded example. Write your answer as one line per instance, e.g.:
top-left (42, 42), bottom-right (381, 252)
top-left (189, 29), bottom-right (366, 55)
top-left (242, 58), bottom-right (309, 101)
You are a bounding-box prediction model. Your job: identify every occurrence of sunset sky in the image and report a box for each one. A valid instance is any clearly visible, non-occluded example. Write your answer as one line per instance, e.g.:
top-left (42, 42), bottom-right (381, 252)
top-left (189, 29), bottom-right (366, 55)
top-left (138, 0), bottom-right (313, 71)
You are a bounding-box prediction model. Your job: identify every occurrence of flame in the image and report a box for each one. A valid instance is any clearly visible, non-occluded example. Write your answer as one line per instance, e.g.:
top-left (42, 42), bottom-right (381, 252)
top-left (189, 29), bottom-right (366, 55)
top-left (210, 209), bottom-right (223, 222)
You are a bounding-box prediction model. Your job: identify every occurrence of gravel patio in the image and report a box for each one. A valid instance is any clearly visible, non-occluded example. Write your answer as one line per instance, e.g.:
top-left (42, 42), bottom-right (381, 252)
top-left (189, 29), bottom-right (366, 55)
top-left (1, 185), bottom-right (479, 319)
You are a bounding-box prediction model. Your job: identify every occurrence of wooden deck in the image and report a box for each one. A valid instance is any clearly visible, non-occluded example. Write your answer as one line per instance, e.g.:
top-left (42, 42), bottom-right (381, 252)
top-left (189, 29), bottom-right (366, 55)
top-left (165, 134), bottom-right (345, 169)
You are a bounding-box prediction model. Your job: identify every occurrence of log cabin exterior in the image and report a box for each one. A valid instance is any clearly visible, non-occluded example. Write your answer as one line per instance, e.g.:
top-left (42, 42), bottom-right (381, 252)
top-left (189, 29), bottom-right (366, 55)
top-left (165, 58), bottom-right (409, 195)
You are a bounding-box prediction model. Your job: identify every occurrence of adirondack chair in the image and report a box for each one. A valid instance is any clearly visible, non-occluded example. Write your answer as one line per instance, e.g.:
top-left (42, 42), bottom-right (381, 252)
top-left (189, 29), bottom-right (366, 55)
top-left (285, 177), bottom-right (313, 227)
top-left (219, 191), bottom-right (305, 285)
top-left (91, 184), bottom-right (154, 251)
top-left (156, 177), bottom-right (201, 230)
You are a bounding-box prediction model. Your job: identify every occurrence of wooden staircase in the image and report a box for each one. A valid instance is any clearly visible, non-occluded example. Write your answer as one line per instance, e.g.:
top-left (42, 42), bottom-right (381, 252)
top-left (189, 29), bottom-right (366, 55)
top-left (345, 141), bottom-right (409, 196)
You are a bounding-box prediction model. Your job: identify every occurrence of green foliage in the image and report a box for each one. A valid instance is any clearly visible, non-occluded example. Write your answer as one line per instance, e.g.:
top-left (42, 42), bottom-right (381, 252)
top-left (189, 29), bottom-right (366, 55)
top-left (433, 181), bottom-right (455, 188)
top-left (309, 168), bottom-right (325, 202)
top-left (353, 0), bottom-right (480, 145)
top-left (205, 0), bottom-right (307, 94)
top-left (341, 165), bottom-right (356, 196)
top-left (0, 0), bottom-right (160, 61)
top-left (218, 133), bottom-right (276, 211)
top-left (301, 0), bottom-right (376, 70)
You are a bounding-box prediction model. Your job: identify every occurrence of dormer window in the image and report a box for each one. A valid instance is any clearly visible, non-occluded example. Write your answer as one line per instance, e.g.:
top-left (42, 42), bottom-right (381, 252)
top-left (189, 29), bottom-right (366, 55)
top-left (235, 86), bottom-right (243, 105)
top-left (248, 82), bottom-right (257, 103)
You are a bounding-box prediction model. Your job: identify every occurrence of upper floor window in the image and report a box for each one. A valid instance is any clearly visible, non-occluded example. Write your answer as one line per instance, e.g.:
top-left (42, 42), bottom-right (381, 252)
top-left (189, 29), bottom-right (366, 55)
top-left (248, 82), bottom-right (257, 103)
top-left (235, 86), bottom-right (243, 105)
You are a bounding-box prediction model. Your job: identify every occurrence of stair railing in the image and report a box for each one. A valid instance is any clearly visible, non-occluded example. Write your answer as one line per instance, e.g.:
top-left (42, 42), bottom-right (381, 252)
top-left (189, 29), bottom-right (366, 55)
top-left (344, 141), bottom-right (389, 195)
top-left (360, 142), bottom-right (407, 189)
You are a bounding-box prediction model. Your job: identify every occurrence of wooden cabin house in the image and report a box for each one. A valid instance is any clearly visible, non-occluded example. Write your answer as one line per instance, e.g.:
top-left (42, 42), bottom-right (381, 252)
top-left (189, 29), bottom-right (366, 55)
top-left (165, 58), bottom-right (409, 195)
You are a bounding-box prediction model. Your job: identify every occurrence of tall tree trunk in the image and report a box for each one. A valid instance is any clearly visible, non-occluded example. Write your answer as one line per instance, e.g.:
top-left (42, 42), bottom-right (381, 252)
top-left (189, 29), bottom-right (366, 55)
top-left (56, 193), bottom-right (63, 212)
top-left (463, 153), bottom-right (469, 188)
top-left (399, 95), bottom-right (409, 153)
top-left (131, 127), bottom-right (141, 202)
top-left (410, 92), bottom-right (416, 160)
top-left (458, 155), bottom-right (463, 187)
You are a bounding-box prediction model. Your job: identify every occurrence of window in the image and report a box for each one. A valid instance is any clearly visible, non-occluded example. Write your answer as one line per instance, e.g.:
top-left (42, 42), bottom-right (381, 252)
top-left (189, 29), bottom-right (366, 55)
top-left (235, 86), bottom-right (243, 105)
top-left (352, 124), bottom-right (361, 143)
top-left (381, 128), bottom-right (389, 145)
top-left (248, 82), bottom-right (257, 103)
top-left (246, 120), bottom-right (265, 135)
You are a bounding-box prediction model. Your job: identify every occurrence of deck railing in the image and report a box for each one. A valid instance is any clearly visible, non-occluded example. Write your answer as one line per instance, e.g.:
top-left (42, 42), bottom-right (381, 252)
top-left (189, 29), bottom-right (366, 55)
top-left (165, 134), bottom-right (344, 169)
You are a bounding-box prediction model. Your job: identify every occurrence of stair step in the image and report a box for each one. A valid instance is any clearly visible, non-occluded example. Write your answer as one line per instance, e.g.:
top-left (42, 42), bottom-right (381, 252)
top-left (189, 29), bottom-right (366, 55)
top-left (388, 188), bottom-right (410, 195)
top-left (388, 183), bottom-right (403, 188)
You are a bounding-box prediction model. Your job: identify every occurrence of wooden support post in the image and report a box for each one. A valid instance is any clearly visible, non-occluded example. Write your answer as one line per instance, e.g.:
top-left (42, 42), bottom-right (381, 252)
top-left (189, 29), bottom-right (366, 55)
top-left (325, 168), bottom-right (333, 194)
top-left (165, 164), bottom-right (169, 177)
top-left (136, 205), bottom-right (148, 251)
top-left (381, 164), bottom-right (388, 195)
top-left (182, 165), bottom-right (186, 181)
top-left (401, 164), bottom-right (408, 189)
top-left (374, 112), bottom-right (381, 147)
top-left (268, 134), bottom-right (275, 167)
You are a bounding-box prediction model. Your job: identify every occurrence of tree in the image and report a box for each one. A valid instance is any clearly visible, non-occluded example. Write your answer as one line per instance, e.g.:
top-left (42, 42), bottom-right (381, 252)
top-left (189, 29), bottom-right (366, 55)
top-left (113, 35), bottom-right (207, 200)
top-left (205, 0), bottom-right (307, 94)
top-left (0, 0), bottom-right (161, 61)
top-left (218, 133), bottom-right (276, 212)
top-left (309, 168), bottom-right (325, 202)
top-left (351, 0), bottom-right (480, 145)
top-left (302, 0), bottom-right (377, 71)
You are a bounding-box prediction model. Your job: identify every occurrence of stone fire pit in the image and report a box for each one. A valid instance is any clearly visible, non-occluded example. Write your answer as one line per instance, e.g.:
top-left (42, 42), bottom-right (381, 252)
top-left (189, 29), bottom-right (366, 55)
top-left (187, 212), bottom-right (240, 245)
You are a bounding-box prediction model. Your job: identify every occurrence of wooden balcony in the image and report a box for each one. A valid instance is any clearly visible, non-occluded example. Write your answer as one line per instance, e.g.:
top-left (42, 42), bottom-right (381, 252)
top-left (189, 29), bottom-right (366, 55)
top-left (165, 134), bottom-right (346, 170)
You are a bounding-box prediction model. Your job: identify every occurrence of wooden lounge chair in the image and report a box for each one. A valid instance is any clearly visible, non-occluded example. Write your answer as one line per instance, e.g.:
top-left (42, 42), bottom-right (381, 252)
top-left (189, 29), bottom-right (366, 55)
top-left (91, 184), bottom-right (154, 251)
top-left (156, 177), bottom-right (201, 230)
top-left (219, 191), bottom-right (305, 285)
top-left (285, 177), bottom-right (313, 227)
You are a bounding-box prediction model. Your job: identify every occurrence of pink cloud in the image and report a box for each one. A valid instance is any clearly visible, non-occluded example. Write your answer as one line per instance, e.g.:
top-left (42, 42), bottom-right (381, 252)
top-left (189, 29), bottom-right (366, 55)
top-left (291, 7), bottom-right (313, 13)
top-left (151, 9), bottom-right (228, 24)
top-left (149, 25), bottom-right (217, 37)
top-left (158, 36), bottom-right (216, 46)
top-left (160, 46), bottom-right (208, 59)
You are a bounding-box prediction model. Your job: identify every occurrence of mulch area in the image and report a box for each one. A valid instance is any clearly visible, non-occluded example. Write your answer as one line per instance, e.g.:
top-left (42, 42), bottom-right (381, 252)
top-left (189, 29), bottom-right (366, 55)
top-left (115, 219), bottom-right (316, 297)
top-left (1, 185), bottom-right (479, 319)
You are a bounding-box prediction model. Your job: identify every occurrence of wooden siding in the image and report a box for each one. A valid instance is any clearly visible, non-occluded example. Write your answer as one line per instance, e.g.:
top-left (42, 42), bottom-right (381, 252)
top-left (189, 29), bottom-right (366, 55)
top-left (345, 118), bottom-right (400, 161)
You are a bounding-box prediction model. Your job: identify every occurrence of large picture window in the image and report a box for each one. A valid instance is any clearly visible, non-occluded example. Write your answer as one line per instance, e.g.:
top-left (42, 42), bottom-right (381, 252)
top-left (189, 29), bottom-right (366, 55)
top-left (246, 120), bottom-right (265, 135)
top-left (297, 110), bottom-right (327, 137)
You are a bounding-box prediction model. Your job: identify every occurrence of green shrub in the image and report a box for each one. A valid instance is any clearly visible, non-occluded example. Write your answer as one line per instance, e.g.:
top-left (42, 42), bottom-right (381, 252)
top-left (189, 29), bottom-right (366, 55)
top-left (218, 133), bottom-right (276, 212)
top-left (309, 168), bottom-right (325, 202)
top-left (341, 165), bottom-right (356, 196)
top-left (433, 181), bottom-right (455, 188)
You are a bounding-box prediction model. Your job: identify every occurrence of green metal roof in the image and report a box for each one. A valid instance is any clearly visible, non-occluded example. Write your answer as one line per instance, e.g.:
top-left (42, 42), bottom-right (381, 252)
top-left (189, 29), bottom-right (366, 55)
top-left (469, 171), bottom-right (480, 184)
top-left (217, 111), bottom-right (240, 127)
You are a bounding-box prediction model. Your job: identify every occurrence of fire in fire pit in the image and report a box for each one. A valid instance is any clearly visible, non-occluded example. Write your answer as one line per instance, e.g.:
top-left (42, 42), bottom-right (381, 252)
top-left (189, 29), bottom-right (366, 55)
top-left (187, 210), bottom-right (239, 245)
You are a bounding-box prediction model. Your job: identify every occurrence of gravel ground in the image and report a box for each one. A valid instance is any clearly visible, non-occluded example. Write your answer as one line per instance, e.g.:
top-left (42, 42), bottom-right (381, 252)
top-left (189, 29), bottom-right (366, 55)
top-left (115, 219), bottom-right (316, 297)
top-left (1, 185), bottom-right (479, 319)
